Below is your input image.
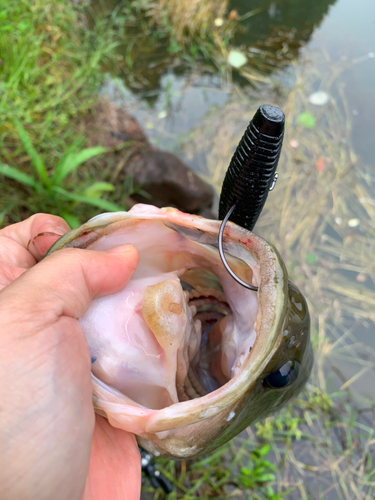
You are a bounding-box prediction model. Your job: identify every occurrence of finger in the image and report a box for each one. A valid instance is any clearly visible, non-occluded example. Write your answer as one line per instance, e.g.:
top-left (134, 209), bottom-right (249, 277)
top-left (83, 415), bottom-right (141, 500)
top-left (0, 245), bottom-right (140, 334)
top-left (30, 231), bottom-right (67, 259)
top-left (0, 262), bottom-right (26, 290)
top-left (1, 213), bottom-right (70, 261)
top-left (0, 235), bottom-right (37, 269)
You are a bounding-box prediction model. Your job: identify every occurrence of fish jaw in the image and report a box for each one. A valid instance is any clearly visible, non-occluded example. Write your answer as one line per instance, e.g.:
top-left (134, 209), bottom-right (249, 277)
top-left (47, 204), bottom-right (311, 459)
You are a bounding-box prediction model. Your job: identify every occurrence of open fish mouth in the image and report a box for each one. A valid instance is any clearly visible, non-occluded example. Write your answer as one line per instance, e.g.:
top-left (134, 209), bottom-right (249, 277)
top-left (48, 204), bottom-right (312, 459)
top-left (179, 284), bottom-right (234, 399)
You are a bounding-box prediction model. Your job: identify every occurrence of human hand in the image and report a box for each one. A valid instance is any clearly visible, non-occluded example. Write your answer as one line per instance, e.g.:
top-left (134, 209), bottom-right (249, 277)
top-left (0, 216), bottom-right (141, 500)
top-left (0, 213), bottom-right (70, 290)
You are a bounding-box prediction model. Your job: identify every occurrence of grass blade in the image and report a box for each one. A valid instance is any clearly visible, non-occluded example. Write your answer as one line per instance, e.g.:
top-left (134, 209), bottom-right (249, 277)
top-left (83, 182), bottom-right (115, 198)
top-left (52, 147), bottom-right (107, 185)
top-left (14, 120), bottom-right (50, 187)
top-left (52, 186), bottom-right (124, 212)
top-left (59, 212), bottom-right (82, 229)
top-left (0, 162), bottom-right (40, 190)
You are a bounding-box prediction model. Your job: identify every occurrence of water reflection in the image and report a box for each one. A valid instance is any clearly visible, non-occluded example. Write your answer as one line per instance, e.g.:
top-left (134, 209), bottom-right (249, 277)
top-left (233, 0), bottom-right (338, 48)
top-left (230, 0), bottom-right (339, 85)
top-left (92, 0), bottom-right (338, 99)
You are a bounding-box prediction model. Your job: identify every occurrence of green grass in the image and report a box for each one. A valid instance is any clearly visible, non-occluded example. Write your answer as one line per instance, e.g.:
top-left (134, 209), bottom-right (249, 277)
top-left (0, 0), bottom-right (130, 226)
top-left (0, 120), bottom-right (125, 227)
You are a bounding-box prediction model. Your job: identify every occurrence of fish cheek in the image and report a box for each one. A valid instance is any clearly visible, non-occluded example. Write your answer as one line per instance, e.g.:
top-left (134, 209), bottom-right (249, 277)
top-left (282, 280), bottom-right (311, 370)
top-left (263, 280), bottom-right (311, 381)
top-left (258, 280), bottom-right (313, 409)
top-left (206, 362), bottom-right (306, 455)
top-left (219, 280), bottom-right (313, 441)
top-left (186, 381), bottom-right (282, 457)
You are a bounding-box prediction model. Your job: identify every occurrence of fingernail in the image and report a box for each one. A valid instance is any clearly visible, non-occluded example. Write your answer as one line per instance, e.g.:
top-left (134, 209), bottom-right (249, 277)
top-left (32, 232), bottom-right (65, 255)
top-left (106, 244), bottom-right (135, 254)
top-left (42, 225), bottom-right (68, 236)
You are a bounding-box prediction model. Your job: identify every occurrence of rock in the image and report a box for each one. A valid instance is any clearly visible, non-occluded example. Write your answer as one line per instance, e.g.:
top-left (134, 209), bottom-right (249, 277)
top-left (84, 99), bottom-right (214, 214)
top-left (124, 150), bottom-right (214, 213)
top-left (85, 98), bottom-right (149, 148)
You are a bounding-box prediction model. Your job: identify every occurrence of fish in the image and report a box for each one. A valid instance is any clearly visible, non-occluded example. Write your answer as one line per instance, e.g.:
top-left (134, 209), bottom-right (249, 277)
top-left (47, 203), bottom-right (312, 459)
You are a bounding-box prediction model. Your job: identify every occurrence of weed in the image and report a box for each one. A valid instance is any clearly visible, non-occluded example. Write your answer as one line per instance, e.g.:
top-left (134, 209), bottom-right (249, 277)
top-left (0, 120), bottom-right (122, 227)
top-left (238, 444), bottom-right (290, 499)
top-left (149, 0), bottom-right (229, 43)
top-left (92, 0), bottom-right (272, 97)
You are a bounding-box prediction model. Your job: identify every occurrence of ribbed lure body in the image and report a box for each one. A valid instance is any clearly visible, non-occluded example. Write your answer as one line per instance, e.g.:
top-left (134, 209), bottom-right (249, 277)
top-left (219, 105), bottom-right (285, 231)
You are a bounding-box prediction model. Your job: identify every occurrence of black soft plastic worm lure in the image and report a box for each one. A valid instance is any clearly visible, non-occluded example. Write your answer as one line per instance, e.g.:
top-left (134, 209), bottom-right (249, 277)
top-left (219, 104), bottom-right (285, 231)
top-left (218, 105), bottom-right (285, 291)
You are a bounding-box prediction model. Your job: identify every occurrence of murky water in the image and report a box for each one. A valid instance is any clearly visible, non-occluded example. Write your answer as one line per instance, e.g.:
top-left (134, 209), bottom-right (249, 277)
top-left (94, 0), bottom-right (375, 404)
top-left (308, 0), bottom-right (375, 166)
top-left (98, 0), bottom-right (375, 164)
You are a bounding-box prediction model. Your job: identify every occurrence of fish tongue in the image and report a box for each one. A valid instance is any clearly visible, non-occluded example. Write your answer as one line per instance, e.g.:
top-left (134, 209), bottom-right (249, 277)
top-left (81, 272), bottom-right (192, 409)
top-left (141, 278), bottom-right (191, 404)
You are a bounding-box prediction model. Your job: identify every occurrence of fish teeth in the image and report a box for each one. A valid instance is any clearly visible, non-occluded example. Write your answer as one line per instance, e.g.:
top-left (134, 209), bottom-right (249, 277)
top-left (188, 289), bottom-right (200, 299)
top-left (187, 319), bottom-right (202, 360)
top-left (177, 384), bottom-right (190, 402)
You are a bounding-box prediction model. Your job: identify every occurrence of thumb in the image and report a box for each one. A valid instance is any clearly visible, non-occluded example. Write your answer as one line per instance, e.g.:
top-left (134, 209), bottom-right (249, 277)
top-left (0, 244), bottom-right (139, 333)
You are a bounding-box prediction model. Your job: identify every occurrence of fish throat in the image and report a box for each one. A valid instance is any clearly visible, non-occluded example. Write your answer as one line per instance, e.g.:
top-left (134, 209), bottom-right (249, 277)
top-left (180, 285), bottom-right (232, 401)
top-left (139, 268), bottom-right (249, 407)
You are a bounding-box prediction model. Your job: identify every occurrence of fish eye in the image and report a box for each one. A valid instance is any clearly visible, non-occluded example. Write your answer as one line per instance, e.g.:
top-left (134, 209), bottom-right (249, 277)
top-left (263, 360), bottom-right (300, 389)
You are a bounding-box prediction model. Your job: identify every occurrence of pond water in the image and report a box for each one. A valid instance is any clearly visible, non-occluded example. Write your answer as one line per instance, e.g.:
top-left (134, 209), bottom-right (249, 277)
top-left (98, 0), bottom-right (375, 166)
top-left (93, 0), bottom-right (375, 405)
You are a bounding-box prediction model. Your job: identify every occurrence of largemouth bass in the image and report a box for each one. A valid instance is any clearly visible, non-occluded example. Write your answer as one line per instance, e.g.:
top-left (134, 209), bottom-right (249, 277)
top-left (47, 203), bottom-right (312, 459)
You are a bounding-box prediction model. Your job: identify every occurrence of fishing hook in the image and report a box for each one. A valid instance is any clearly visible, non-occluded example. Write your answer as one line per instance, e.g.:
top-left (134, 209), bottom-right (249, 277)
top-left (218, 203), bottom-right (259, 292)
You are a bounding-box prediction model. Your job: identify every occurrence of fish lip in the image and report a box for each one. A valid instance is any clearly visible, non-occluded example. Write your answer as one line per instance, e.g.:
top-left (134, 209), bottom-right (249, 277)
top-left (49, 205), bottom-right (288, 433)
